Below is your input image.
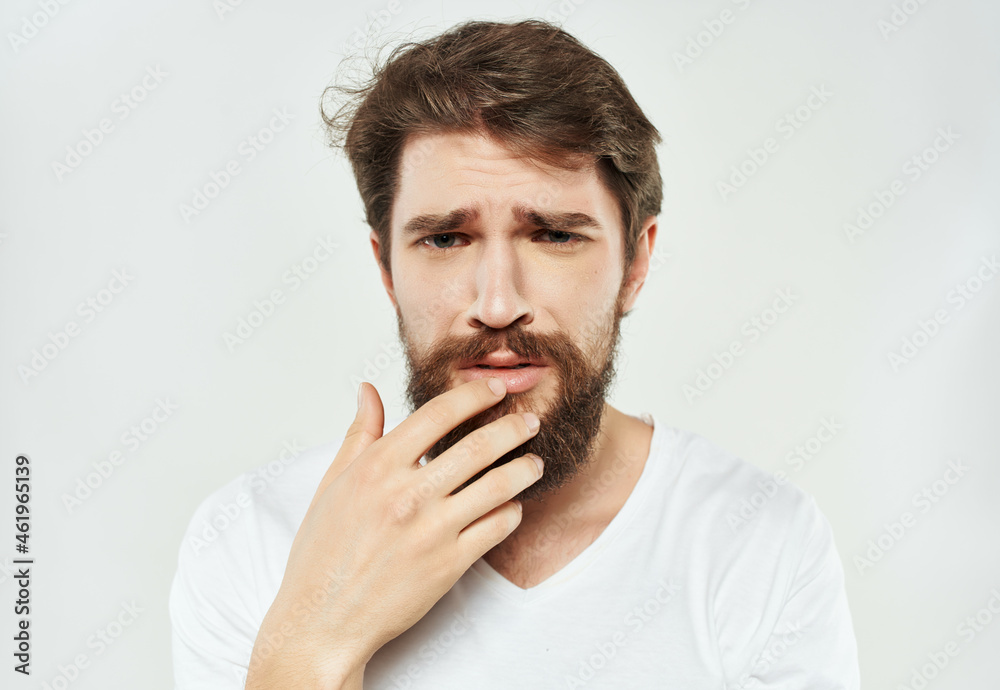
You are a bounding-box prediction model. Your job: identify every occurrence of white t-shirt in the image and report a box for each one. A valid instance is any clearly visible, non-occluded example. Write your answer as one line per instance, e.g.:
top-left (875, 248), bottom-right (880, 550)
top-left (169, 413), bottom-right (860, 689)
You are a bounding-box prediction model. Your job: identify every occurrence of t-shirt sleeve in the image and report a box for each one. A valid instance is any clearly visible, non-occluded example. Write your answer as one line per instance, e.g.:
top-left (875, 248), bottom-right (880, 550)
top-left (169, 478), bottom-right (261, 689)
top-left (729, 496), bottom-right (860, 689)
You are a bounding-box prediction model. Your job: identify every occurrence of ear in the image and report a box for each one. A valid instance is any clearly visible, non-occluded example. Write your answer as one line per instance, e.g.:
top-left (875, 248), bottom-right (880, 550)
top-left (370, 229), bottom-right (397, 310)
top-left (620, 216), bottom-right (658, 313)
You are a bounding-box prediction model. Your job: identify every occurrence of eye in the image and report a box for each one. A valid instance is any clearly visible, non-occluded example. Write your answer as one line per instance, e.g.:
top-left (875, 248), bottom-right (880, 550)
top-left (541, 230), bottom-right (573, 243)
top-left (417, 230), bottom-right (586, 251)
top-left (420, 233), bottom-right (468, 250)
top-left (536, 229), bottom-right (585, 246)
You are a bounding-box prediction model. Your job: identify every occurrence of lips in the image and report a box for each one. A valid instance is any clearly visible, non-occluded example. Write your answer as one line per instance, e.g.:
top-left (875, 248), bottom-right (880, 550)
top-left (457, 350), bottom-right (548, 369)
top-left (474, 363), bottom-right (531, 369)
top-left (456, 350), bottom-right (551, 393)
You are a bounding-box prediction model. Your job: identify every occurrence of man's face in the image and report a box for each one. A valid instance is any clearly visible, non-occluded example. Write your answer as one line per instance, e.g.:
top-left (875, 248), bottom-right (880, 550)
top-left (372, 130), bottom-right (652, 501)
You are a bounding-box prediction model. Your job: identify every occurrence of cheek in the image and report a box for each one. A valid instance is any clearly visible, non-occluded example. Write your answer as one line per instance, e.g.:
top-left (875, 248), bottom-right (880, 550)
top-left (550, 267), bottom-right (619, 313)
top-left (396, 284), bottom-right (454, 351)
top-left (394, 255), bottom-right (471, 332)
top-left (563, 291), bottom-right (621, 348)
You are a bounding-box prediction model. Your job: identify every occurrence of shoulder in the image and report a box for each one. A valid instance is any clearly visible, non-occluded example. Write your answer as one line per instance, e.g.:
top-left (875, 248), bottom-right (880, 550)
top-left (184, 439), bottom-right (340, 557)
top-left (661, 425), bottom-right (826, 547)
top-left (170, 438), bottom-right (342, 628)
top-left (653, 425), bottom-right (853, 665)
top-left (172, 414), bottom-right (409, 610)
top-left (648, 423), bottom-right (840, 605)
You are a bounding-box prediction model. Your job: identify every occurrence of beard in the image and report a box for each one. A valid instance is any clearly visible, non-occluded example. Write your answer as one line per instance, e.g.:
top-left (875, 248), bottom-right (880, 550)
top-left (398, 290), bottom-right (627, 503)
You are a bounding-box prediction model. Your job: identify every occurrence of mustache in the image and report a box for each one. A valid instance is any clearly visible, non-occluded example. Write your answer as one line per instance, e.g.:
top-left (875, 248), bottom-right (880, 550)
top-left (411, 325), bottom-right (573, 373)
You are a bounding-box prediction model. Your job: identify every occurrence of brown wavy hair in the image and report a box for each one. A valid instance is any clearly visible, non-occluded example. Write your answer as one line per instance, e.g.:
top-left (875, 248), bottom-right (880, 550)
top-left (320, 19), bottom-right (662, 275)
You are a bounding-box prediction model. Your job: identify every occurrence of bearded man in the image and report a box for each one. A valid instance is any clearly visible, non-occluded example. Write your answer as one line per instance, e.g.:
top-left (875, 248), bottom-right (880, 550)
top-left (170, 19), bottom-right (860, 690)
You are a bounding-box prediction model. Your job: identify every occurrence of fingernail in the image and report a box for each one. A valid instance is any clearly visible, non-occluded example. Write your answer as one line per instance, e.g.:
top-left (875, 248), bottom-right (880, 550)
top-left (528, 453), bottom-right (544, 473)
top-left (487, 377), bottom-right (505, 396)
top-left (357, 384), bottom-right (365, 412)
top-left (522, 412), bottom-right (540, 432)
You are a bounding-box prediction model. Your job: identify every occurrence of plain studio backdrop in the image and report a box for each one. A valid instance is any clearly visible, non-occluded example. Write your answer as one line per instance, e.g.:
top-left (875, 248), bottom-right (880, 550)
top-left (1, 0), bottom-right (998, 687)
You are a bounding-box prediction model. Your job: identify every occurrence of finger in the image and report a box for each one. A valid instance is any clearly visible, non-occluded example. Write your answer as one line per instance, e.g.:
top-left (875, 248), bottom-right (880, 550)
top-left (454, 493), bottom-right (527, 563)
top-left (345, 381), bottom-right (386, 459)
top-left (307, 382), bottom-right (385, 513)
top-left (421, 411), bottom-right (540, 497)
top-left (379, 377), bottom-right (509, 469)
top-left (450, 453), bottom-right (543, 536)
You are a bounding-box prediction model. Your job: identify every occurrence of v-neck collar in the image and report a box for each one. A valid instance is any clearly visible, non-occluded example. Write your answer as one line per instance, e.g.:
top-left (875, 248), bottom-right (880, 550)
top-left (468, 413), bottom-right (665, 605)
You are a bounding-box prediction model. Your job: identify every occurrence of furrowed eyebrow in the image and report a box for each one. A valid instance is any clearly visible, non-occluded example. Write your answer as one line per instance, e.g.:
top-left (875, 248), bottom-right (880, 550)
top-left (399, 205), bottom-right (602, 240)
top-left (512, 205), bottom-right (602, 232)
top-left (401, 208), bottom-right (479, 240)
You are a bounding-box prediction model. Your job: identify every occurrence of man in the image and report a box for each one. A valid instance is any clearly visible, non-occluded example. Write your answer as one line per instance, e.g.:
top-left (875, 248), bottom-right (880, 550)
top-left (170, 19), bottom-right (860, 689)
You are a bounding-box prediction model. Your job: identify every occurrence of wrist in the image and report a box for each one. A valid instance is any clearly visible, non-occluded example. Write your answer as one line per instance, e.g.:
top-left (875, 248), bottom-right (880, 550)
top-left (246, 647), bottom-right (366, 690)
top-left (247, 610), bottom-right (370, 689)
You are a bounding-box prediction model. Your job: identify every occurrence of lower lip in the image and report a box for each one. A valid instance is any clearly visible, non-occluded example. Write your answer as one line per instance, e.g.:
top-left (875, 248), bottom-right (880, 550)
top-left (458, 365), bottom-right (548, 394)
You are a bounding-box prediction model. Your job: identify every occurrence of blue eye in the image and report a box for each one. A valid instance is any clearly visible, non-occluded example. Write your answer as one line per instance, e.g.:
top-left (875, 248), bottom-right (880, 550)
top-left (419, 233), bottom-right (467, 249)
top-left (418, 230), bottom-right (584, 251)
top-left (542, 230), bottom-right (574, 243)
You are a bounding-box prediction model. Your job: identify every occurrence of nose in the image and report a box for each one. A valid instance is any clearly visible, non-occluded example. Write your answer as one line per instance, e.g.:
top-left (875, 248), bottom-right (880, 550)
top-left (464, 241), bottom-right (533, 330)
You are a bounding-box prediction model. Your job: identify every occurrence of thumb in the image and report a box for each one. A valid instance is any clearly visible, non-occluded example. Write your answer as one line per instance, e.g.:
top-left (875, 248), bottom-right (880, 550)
top-left (345, 381), bottom-right (385, 456)
top-left (308, 382), bottom-right (385, 512)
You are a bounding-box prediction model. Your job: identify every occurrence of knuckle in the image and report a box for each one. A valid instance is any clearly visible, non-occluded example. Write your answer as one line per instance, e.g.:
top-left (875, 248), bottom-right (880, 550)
top-left (523, 454), bottom-right (542, 479)
top-left (506, 503), bottom-right (522, 531)
top-left (421, 399), bottom-right (452, 427)
top-left (385, 489), bottom-right (420, 524)
top-left (351, 458), bottom-right (384, 487)
top-left (506, 412), bottom-right (527, 431)
top-left (488, 508), bottom-right (518, 542)
top-left (448, 440), bottom-right (475, 470)
top-left (408, 521), bottom-right (436, 554)
top-left (482, 469), bottom-right (512, 499)
top-left (413, 471), bottom-right (441, 500)
top-left (462, 429), bottom-right (489, 460)
top-left (345, 425), bottom-right (378, 449)
top-left (432, 460), bottom-right (459, 486)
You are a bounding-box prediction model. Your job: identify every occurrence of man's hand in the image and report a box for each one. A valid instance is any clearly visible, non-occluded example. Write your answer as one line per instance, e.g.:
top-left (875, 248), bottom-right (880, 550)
top-left (245, 377), bottom-right (543, 689)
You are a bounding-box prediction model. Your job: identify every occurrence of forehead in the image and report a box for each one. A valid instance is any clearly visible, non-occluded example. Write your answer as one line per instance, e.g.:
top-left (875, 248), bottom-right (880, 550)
top-left (391, 130), bottom-right (619, 233)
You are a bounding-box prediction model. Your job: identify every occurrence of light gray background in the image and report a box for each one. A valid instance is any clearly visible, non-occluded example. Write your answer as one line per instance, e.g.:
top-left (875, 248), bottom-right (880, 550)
top-left (1, 0), bottom-right (998, 687)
